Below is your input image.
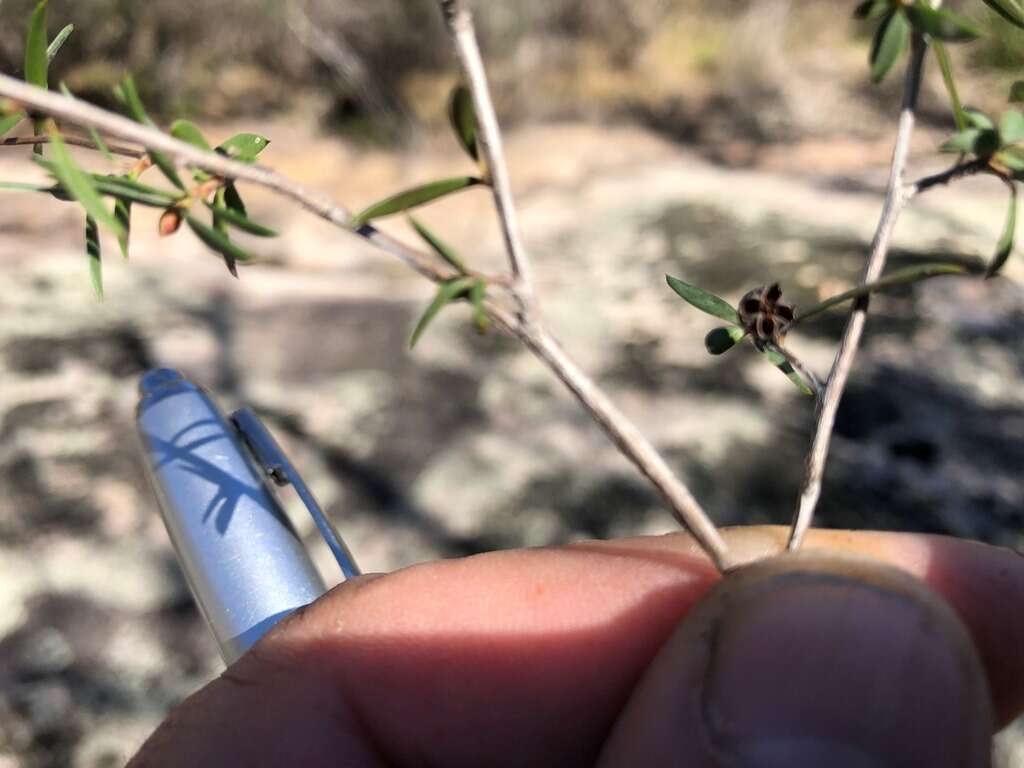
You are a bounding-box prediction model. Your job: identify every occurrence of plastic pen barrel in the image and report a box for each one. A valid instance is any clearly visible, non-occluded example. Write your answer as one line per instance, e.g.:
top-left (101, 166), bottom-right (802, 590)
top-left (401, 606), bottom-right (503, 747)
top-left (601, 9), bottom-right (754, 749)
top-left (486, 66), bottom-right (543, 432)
top-left (136, 368), bottom-right (326, 665)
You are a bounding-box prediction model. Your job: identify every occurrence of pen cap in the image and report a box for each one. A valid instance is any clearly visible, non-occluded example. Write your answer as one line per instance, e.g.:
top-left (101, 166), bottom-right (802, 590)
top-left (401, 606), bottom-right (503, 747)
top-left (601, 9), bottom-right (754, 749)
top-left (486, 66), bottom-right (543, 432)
top-left (136, 368), bottom-right (326, 664)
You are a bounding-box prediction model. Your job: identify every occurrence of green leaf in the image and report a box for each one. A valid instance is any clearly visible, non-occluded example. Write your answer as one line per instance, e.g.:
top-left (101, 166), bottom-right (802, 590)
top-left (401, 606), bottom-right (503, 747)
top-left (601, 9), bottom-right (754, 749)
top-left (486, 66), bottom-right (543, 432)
top-left (705, 326), bottom-right (746, 355)
top-left (963, 107), bottom-right (995, 131)
top-left (185, 213), bottom-right (255, 277)
top-left (998, 146), bottom-right (1024, 172)
top-left (24, 0), bottom-right (49, 89)
top-left (170, 119), bottom-right (211, 150)
top-left (1001, 110), bottom-right (1024, 146)
top-left (202, 199), bottom-right (277, 237)
top-left (665, 275), bottom-right (742, 324)
top-left (216, 133), bottom-right (269, 162)
top-left (470, 279), bottom-right (489, 333)
top-left (988, 184), bottom-right (1017, 277)
top-left (904, 3), bottom-right (980, 42)
top-left (447, 84), bottom-right (479, 162)
top-left (0, 180), bottom-right (55, 192)
top-left (939, 127), bottom-right (999, 157)
top-left (854, 0), bottom-right (889, 20)
top-left (409, 277), bottom-right (476, 349)
top-left (869, 10), bottom-right (909, 83)
top-left (224, 182), bottom-right (247, 215)
top-left (114, 198), bottom-right (130, 259)
top-left (758, 346), bottom-right (814, 396)
top-left (793, 262), bottom-right (972, 324)
top-left (0, 111), bottom-right (24, 136)
top-left (46, 23), bottom-right (73, 63)
top-left (980, 0), bottom-right (1024, 29)
top-left (1011, 81), bottom-right (1024, 103)
top-left (409, 214), bottom-right (467, 273)
top-left (117, 76), bottom-right (185, 190)
top-left (932, 42), bottom-right (966, 132)
top-left (85, 215), bottom-right (103, 299)
top-left (90, 174), bottom-right (177, 206)
top-left (43, 130), bottom-right (125, 237)
top-left (350, 177), bottom-right (482, 228)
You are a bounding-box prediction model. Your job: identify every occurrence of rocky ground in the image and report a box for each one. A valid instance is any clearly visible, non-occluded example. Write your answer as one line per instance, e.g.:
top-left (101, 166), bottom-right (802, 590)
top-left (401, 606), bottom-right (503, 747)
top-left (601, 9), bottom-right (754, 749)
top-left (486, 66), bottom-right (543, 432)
top-left (2, 119), bottom-right (1024, 765)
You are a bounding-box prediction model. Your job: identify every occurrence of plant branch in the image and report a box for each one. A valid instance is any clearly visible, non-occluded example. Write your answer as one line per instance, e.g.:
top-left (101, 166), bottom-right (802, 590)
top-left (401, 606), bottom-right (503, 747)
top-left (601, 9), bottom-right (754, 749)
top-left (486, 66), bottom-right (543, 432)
top-left (437, 0), bottom-right (729, 568)
top-left (440, 0), bottom-right (534, 312)
top-left (0, 72), bottom-right (732, 571)
top-left (905, 157), bottom-right (991, 199)
top-left (787, 34), bottom-right (928, 552)
top-left (764, 341), bottom-right (821, 402)
top-left (2, 133), bottom-right (142, 157)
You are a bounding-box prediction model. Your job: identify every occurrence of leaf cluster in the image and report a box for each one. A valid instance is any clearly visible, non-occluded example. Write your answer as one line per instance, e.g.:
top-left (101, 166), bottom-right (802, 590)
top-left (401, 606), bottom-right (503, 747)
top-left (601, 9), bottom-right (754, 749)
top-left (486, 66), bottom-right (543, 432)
top-left (0, 1), bottom-right (277, 296)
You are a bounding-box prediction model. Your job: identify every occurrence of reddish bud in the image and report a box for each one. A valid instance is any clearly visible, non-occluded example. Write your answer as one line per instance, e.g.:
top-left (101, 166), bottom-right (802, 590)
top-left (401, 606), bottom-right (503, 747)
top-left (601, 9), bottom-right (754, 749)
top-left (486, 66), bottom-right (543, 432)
top-left (159, 208), bottom-right (182, 237)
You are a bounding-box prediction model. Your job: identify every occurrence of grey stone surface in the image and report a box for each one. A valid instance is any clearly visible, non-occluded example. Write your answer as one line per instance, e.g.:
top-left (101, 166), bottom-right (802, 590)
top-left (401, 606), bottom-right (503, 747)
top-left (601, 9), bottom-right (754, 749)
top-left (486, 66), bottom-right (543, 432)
top-left (1, 123), bottom-right (1022, 764)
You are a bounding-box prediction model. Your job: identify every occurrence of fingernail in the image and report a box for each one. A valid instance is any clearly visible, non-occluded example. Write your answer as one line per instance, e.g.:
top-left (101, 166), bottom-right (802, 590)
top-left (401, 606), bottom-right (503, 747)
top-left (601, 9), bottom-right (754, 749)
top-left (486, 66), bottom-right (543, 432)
top-left (600, 554), bottom-right (992, 768)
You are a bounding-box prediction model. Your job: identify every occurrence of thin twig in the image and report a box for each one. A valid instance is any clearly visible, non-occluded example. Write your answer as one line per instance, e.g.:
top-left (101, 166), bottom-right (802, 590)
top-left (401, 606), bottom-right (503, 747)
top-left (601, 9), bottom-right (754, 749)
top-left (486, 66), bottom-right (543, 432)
top-left (438, 0), bottom-right (729, 569)
top-left (2, 133), bottom-right (143, 157)
top-left (0, 71), bottom-right (733, 571)
top-left (905, 157), bottom-right (991, 199)
top-left (787, 34), bottom-right (928, 552)
top-left (440, 0), bottom-right (534, 313)
top-left (764, 341), bottom-right (821, 402)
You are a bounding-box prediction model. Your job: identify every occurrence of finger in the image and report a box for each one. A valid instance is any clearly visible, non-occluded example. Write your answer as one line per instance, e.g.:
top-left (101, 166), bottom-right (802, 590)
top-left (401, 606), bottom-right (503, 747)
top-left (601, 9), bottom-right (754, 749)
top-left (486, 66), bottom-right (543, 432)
top-left (129, 527), bottom-right (1024, 768)
top-left (598, 551), bottom-right (992, 768)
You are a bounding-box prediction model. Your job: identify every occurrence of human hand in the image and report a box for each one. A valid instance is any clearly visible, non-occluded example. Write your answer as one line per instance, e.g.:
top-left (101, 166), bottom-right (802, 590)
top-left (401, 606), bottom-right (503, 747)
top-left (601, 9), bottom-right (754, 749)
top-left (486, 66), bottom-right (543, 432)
top-left (128, 526), bottom-right (1024, 767)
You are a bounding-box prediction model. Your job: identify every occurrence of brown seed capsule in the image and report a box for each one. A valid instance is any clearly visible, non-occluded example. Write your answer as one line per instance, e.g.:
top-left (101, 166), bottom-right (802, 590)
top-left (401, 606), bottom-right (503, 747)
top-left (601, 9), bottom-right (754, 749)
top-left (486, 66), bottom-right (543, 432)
top-left (159, 208), bottom-right (182, 237)
top-left (737, 282), bottom-right (795, 344)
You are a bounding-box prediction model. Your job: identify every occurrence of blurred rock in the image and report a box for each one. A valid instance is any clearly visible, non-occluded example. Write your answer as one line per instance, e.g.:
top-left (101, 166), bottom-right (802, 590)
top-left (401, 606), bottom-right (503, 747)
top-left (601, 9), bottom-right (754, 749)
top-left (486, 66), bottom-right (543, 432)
top-left (1, 122), bottom-right (1023, 764)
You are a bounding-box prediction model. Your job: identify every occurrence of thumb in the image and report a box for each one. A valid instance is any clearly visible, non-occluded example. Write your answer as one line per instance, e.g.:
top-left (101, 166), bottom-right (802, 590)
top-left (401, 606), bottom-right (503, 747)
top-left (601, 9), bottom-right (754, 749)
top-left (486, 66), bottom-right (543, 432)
top-left (598, 551), bottom-right (993, 768)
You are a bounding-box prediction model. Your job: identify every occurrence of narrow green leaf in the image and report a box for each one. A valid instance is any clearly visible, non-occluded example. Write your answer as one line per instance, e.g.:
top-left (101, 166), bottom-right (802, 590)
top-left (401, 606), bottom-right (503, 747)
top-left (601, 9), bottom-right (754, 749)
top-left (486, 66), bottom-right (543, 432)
top-left (854, 0), bottom-right (889, 20)
top-left (170, 119), bottom-right (211, 150)
top-left (409, 277), bottom-right (476, 349)
top-left (869, 10), bottom-right (909, 83)
top-left (705, 326), bottom-right (746, 355)
top-left (185, 213), bottom-right (255, 277)
top-left (58, 82), bottom-right (115, 161)
top-left (224, 182), bottom-right (247, 215)
top-left (24, 0), bottom-right (49, 89)
top-left (665, 275), bottom-right (742, 324)
top-left (905, 3), bottom-right (980, 42)
top-left (1011, 81), bottom-right (1024, 104)
top-left (46, 23), bottom-right (73, 63)
top-left (470, 279), bottom-right (489, 333)
top-left (409, 214), bottom-right (467, 273)
top-left (0, 180), bottom-right (55, 192)
top-left (980, 0), bottom-right (1024, 29)
top-left (998, 146), bottom-right (1024, 172)
top-left (932, 42), bottom-right (966, 132)
top-left (216, 133), bottom-right (269, 162)
top-left (350, 177), bottom-right (482, 228)
top-left (447, 84), bottom-right (479, 162)
top-left (1001, 110), bottom-right (1024, 146)
top-left (44, 130), bottom-right (124, 237)
top-left (0, 112), bottom-right (25, 136)
top-left (114, 198), bottom-right (130, 259)
top-left (90, 175), bottom-right (177, 206)
top-left (202, 199), bottom-right (277, 237)
top-left (988, 184), bottom-right (1017, 277)
top-left (759, 346), bottom-right (814, 396)
top-left (212, 187), bottom-right (228, 235)
top-left (117, 76), bottom-right (185, 189)
top-left (85, 215), bottom-right (103, 299)
top-left (964, 108), bottom-right (995, 131)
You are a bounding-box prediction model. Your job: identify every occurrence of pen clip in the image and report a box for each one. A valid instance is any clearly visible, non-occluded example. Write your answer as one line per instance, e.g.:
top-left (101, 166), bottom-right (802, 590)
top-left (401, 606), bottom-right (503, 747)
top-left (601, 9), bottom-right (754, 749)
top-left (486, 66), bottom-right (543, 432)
top-left (231, 407), bottom-right (361, 580)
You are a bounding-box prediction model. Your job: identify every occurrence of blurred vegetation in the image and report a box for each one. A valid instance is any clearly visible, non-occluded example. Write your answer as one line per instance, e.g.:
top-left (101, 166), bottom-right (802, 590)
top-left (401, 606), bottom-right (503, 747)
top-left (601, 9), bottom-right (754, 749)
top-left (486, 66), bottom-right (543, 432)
top-left (0, 0), bottom-right (1020, 143)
